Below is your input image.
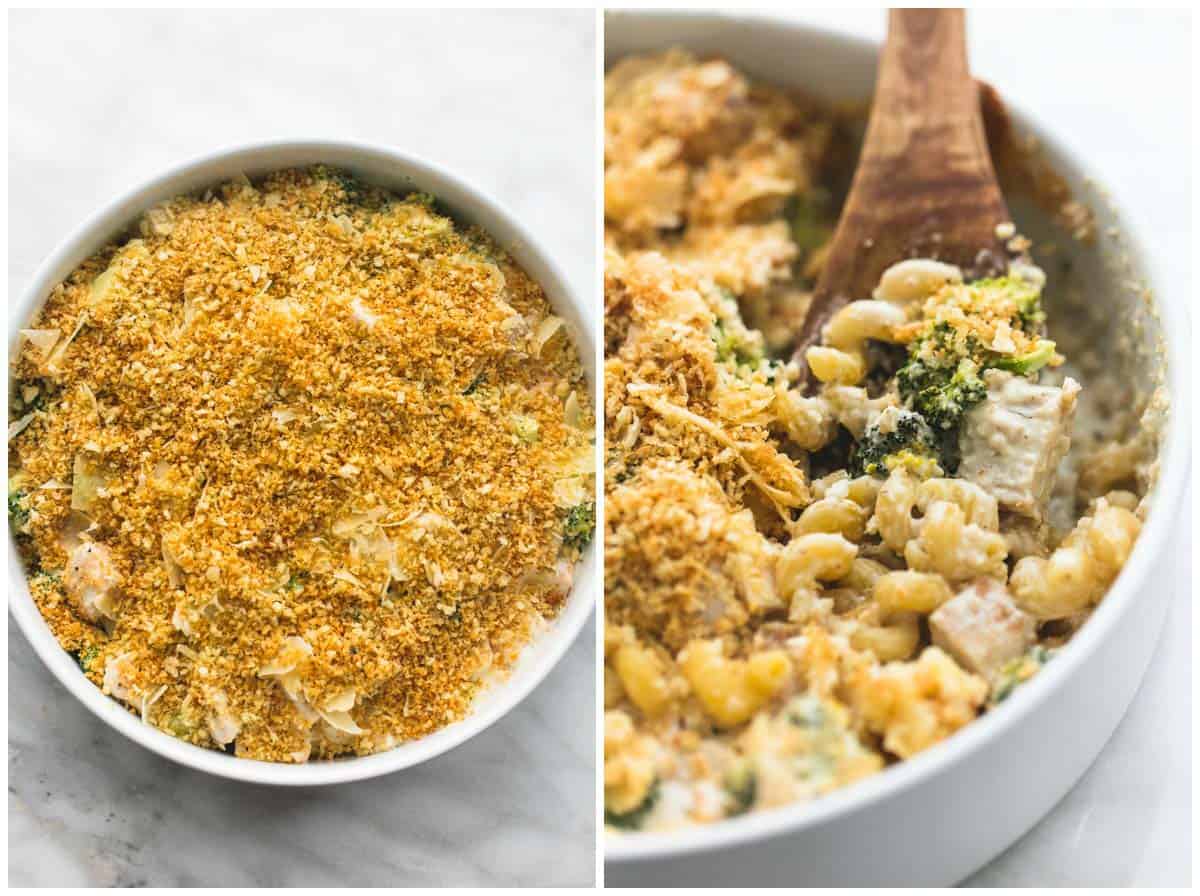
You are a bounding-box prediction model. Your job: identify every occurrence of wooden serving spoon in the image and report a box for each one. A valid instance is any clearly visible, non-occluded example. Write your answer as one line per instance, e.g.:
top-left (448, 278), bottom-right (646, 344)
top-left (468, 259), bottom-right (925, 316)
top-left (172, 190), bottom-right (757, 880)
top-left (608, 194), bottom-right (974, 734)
top-left (793, 8), bottom-right (1011, 378)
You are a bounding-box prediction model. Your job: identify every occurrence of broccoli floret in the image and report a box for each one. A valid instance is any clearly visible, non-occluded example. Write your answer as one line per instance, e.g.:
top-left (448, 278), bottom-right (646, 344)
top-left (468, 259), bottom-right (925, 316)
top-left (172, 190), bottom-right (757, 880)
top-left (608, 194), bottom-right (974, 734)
top-left (991, 339), bottom-right (1056, 376)
top-left (705, 284), bottom-right (767, 371)
top-left (896, 279), bottom-right (1058, 473)
top-left (712, 317), bottom-right (764, 368)
top-left (75, 646), bottom-right (101, 675)
top-left (332, 171), bottom-right (367, 205)
top-left (12, 380), bottom-right (54, 415)
top-left (965, 275), bottom-right (1044, 322)
top-left (30, 569), bottom-right (61, 589)
top-left (897, 324), bottom-right (988, 430)
top-left (563, 502), bottom-right (595, 551)
top-left (851, 409), bottom-right (943, 478)
top-left (312, 166), bottom-right (383, 211)
top-left (786, 188), bottom-right (834, 255)
top-left (605, 780), bottom-right (659, 830)
top-left (895, 323), bottom-right (988, 473)
top-left (905, 355), bottom-right (986, 430)
top-left (1015, 291), bottom-right (1046, 331)
top-left (462, 371), bottom-right (487, 396)
top-left (968, 275), bottom-right (1046, 333)
top-left (166, 711), bottom-right (195, 738)
top-left (723, 761), bottom-right (757, 816)
top-left (786, 694), bottom-right (830, 729)
top-left (991, 645), bottom-right (1056, 705)
top-left (712, 319), bottom-right (738, 363)
top-left (8, 482), bottom-right (30, 535)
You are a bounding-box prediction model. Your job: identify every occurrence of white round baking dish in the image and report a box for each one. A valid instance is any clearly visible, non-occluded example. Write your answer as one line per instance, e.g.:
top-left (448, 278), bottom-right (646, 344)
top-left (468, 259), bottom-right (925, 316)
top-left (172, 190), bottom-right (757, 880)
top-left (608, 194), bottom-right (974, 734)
top-left (7, 139), bottom-right (597, 786)
top-left (604, 12), bottom-right (1189, 886)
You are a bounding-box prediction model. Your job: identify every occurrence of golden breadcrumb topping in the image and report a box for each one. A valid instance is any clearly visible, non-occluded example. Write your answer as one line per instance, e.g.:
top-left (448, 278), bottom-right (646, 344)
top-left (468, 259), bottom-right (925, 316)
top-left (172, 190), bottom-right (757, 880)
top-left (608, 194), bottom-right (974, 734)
top-left (10, 167), bottom-right (594, 762)
top-left (605, 48), bottom-right (859, 354)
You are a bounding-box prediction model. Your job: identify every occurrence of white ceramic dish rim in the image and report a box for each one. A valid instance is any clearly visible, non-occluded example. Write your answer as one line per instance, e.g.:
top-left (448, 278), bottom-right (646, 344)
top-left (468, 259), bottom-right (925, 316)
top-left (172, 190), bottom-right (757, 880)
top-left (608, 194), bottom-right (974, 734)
top-left (605, 12), bottom-right (1190, 863)
top-left (7, 138), bottom-right (598, 786)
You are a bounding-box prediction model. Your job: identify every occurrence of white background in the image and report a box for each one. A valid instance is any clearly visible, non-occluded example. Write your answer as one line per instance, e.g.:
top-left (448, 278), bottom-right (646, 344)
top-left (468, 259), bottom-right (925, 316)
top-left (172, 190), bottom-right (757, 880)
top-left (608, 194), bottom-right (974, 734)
top-left (7, 9), bottom-right (597, 887)
top-left (782, 9), bottom-right (1192, 887)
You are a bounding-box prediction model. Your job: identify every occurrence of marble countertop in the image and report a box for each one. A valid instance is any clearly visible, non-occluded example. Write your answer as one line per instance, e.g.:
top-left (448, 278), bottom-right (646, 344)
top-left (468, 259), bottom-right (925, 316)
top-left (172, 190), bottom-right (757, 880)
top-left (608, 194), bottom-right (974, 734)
top-left (8, 9), bottom-right (596, 887)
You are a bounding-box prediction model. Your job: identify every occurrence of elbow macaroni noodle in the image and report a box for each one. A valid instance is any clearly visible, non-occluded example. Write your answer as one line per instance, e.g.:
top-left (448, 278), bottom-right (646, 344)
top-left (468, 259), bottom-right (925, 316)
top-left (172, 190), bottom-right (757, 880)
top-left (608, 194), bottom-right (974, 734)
top-left (808, 300), bottom-right (907, 386)
top-left (1010, 498), bottom-right (1141, 619)
top-left (678, 640), bottom-right (794, 729)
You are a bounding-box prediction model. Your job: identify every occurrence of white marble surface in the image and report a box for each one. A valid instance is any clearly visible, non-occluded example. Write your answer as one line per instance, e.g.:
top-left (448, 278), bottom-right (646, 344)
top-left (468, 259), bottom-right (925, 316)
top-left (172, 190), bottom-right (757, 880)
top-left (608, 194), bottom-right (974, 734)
top-left (8, 9), bottom-right (597, 887)
top-left (775, 10), bottom-right (1195, 887)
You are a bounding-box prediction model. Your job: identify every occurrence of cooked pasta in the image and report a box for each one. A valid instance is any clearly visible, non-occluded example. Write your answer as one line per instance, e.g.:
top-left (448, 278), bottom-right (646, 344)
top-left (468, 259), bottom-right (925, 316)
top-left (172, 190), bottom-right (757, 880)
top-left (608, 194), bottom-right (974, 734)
top-left (603, 50), bottom-right (1151, 832)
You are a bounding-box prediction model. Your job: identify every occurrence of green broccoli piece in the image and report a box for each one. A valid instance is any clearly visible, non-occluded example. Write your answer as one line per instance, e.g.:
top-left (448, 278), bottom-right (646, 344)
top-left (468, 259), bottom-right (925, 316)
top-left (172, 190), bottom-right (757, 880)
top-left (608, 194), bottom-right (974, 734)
top-left (75, 646), bottom-right (101, 675)
top-left (786, 694), bottom-right (830, 729)
top-left (313, 166), bottom-right (382, 210)
top-left (712, 319), bottom-right (738, 363)
top-left (907, 356), bottom-right (986, 450)
top-left (8, 483), bottom-right (30, 535)
top-left (991, 339), bottom-right (1056, 376)
top-left (723, 761), bottom-right (757, 816)
top-left (705, 285), bottom-right (767, 371)
top-left (711, 318), bottom-right (764, 368)
top-left (895, 323), bottom-right (988, 473)
top-left (1015, 291), bottom-right (1046, 331)
top-left (563, 502), bottom-right (595, 551)
top-left (991, 645), bottom-right (1056, 705)
top-left (402, 191), bottom-right (457, 226)
top-left (850, 409), bottom-right (943, 478)
top-left (462, 371), bottom-right (487, 396)
top-left (332, 171), bottom-right (366, 204)
top-left (605, 780), bottom-right (659, 830)
top-left (787, 188), bottom-right (833, 254)
top-left (897, 325), bottom-right (988, 431)
top-left (895, 279), bottom-right (1058, 472)
top-left (166, 711), bottom-right (195, 738)
top-left (12, 380), bottom-right (52, 415)
top-left (984, 274), bottom-right (1051, 335)
top-left (967, 275), bottom-right (1046, 333)
top-left (30, 569), bottom-right (61, 589)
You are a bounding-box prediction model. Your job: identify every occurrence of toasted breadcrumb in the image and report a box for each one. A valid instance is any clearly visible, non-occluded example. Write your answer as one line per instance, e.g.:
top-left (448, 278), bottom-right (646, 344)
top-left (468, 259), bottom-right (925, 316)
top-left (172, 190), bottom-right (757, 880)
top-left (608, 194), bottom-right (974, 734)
top-left (10, 167), bottom-right (594, 762)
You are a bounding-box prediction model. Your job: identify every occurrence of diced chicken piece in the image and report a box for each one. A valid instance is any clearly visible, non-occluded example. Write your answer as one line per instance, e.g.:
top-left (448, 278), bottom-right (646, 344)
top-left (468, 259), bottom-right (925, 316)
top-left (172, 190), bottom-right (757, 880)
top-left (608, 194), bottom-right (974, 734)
top-left (64, 541), bottom-right (122, 622)
top-left (930, 579), bottom-right (1036, 680)
top-left (958, 369), bottom-right (1080, 520)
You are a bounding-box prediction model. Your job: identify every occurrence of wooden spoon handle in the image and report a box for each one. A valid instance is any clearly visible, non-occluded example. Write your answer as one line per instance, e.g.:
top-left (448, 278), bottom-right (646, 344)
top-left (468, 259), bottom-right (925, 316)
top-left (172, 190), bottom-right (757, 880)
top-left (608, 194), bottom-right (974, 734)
top-left (863, 8), bottom-right (1007, 263)
top-left (792, 9), bottom-right (1009, 373)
